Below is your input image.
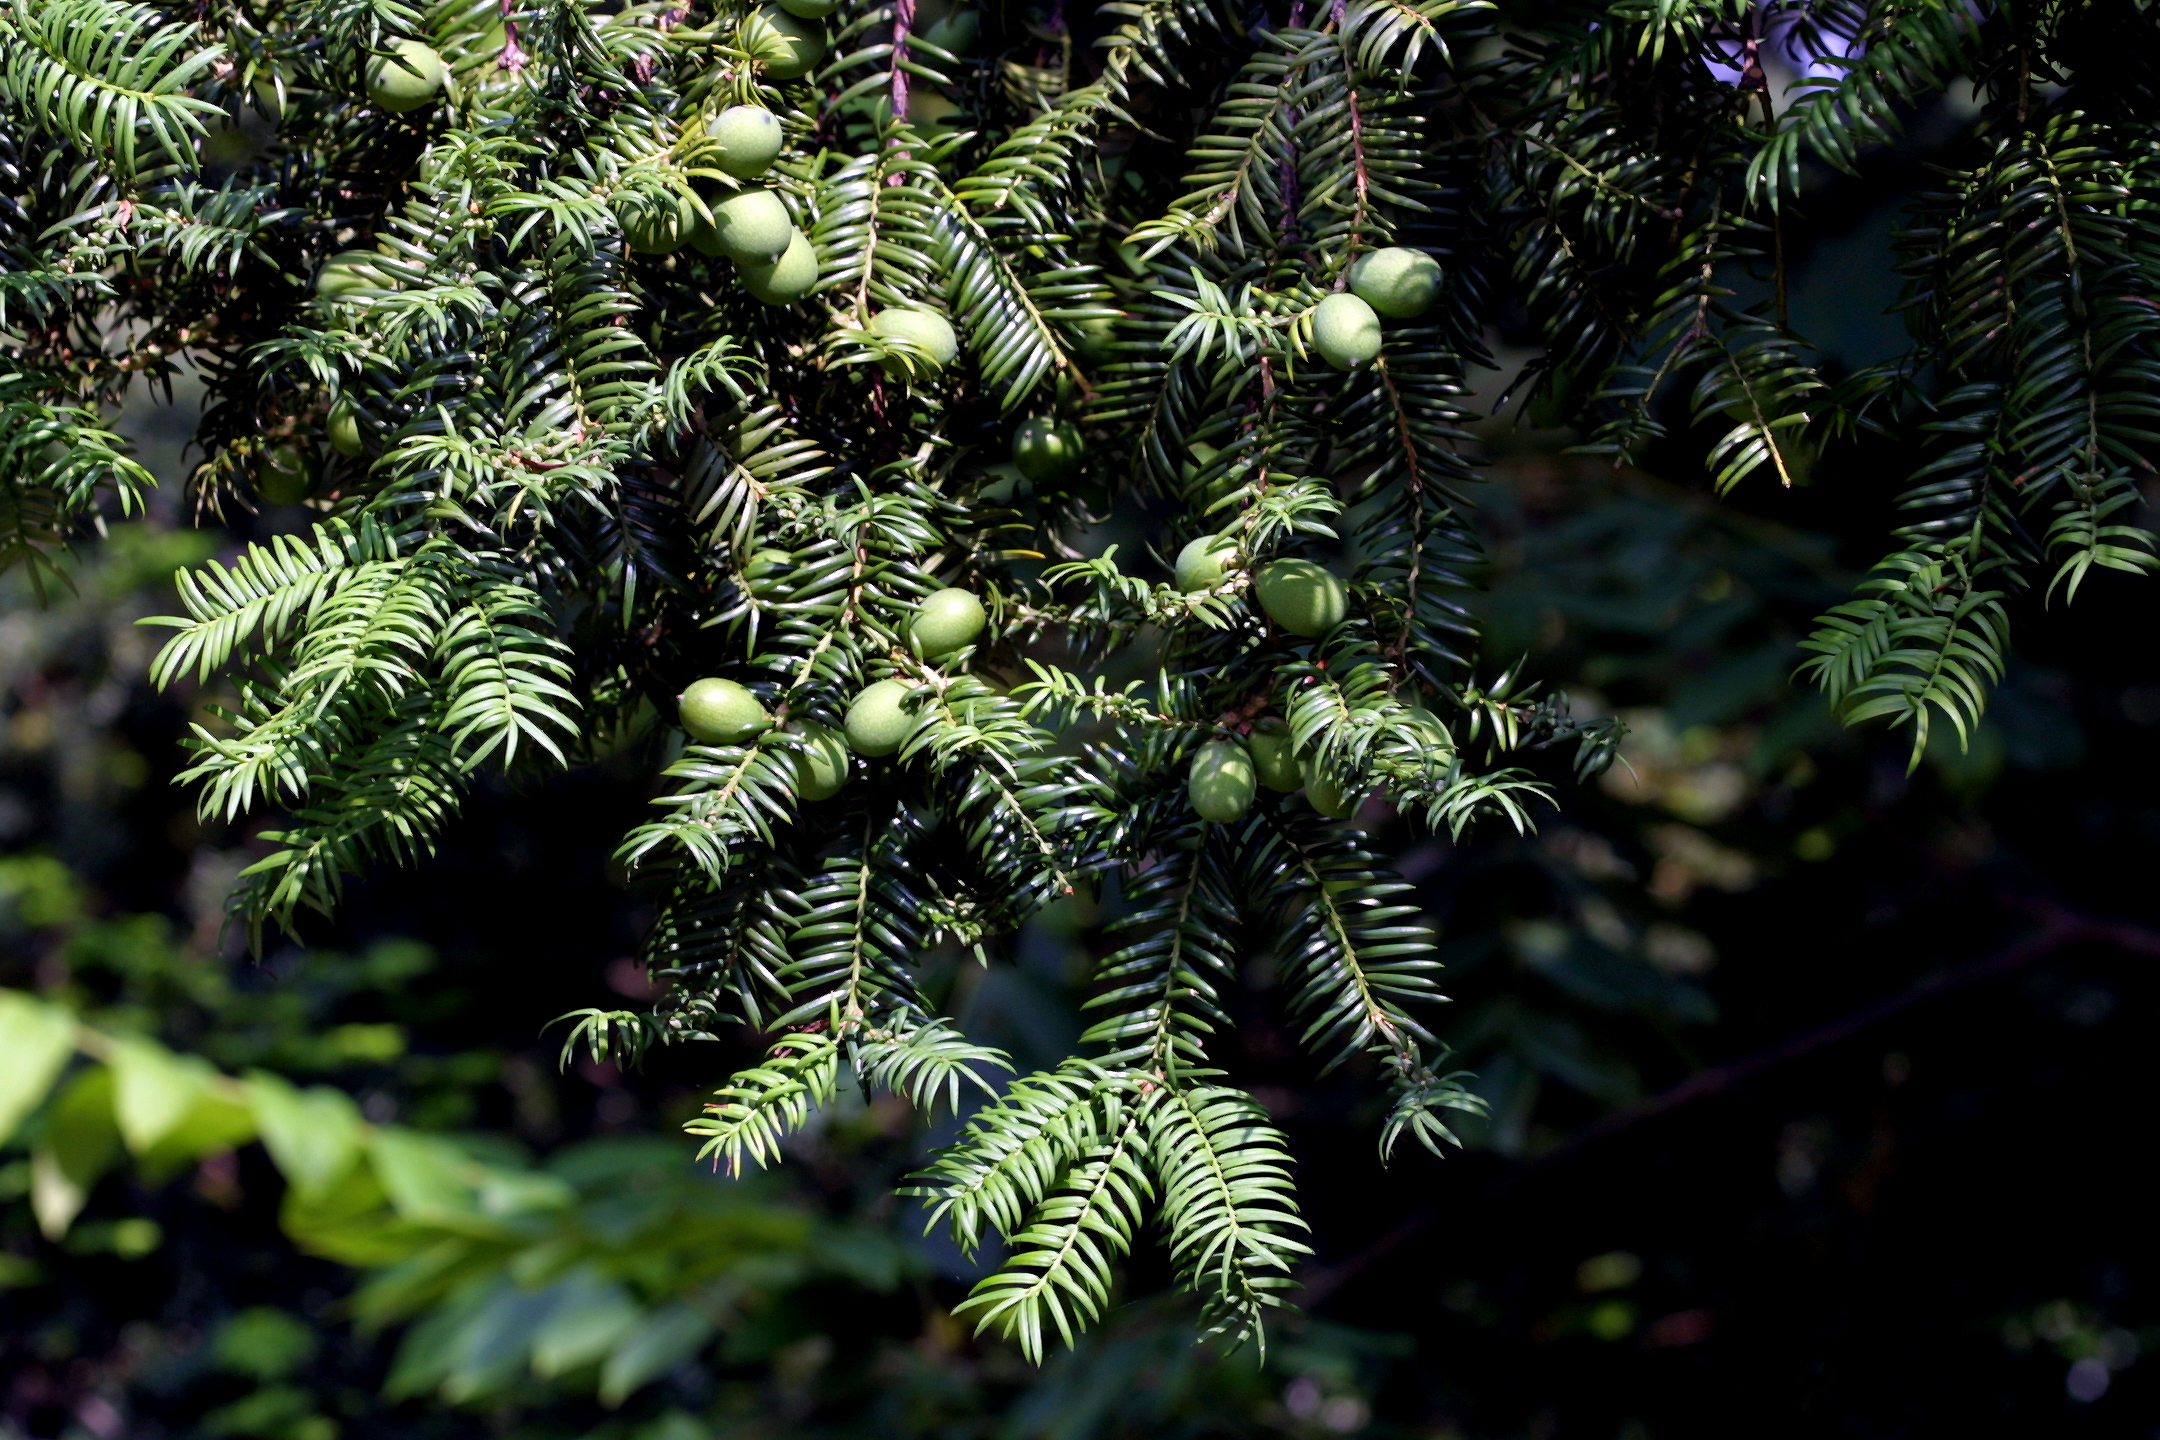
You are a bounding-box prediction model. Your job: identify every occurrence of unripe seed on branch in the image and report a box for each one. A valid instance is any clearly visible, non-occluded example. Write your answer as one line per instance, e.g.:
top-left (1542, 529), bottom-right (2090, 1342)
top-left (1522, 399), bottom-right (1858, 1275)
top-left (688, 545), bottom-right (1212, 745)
top-left (1302, 755), bottom-right (1358, 819)
top-left (1348, 247), bottom-right (1442, 320)
top-left (1174, 535), bottom-right (1238, 593)
top-left (911, 588), bottom-right (986, 658)
top-left (845, 679), bottom-right (916, 756)
top-left (1189, 741), bottom-right (1257, 822)
top-left (1247, 718), bottom-right (1302, 792)
top-left (258, 445), bottom-right (318, 505)
top-left (1255, 559), bottom-right (1348, 637)
top-left (738, 230), bottom-right (817, 304)
top-left (366, 39), bottom-right (444, 113)
top-left (1311, 293), bottom-right (1383, 370)
top-left (680, 678), bottom-right (771, 745)
top-left (1012, 418), bottom-right (1083, 483)
top-left (327, 398), bottom-right (365, 458)
top-left (710, 105), bottom-right (785, 179)
top-left (621, 192), bottom-right (692, 254)
top-left (790, 722), bottom-right (851, 800)
top-left (709, 188), bottom-right (792, 264)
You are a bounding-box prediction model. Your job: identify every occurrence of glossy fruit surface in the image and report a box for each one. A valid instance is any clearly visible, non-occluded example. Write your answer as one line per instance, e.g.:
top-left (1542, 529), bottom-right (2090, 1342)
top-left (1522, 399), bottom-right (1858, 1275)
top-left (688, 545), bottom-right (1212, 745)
top-left (1012, 418), bottom-right (1083, 482)
top-left (1173, 535), bottom-right (1237, 593)
top-left (744, 6), bottom-right (823, 79)
top-left (1302, 755), bottom-right (1357, 819)
top-left (1255, 558), bottom-right (1348, 637)
top-left (366, 40), bottom-right (445, 112)
top-left (869, 308), bottom-right (958, 375)
top-left (845, 679), bottom-right (916, 756)
top-left (709, 106), bottom-right (785, 178)
top-left (912, 588), bottom-right (986, 657)
top-left (679, 678), bottom-right (771, 745)
top-left (791, 723), bottom-right (851, 800)
top-left (1247, 718), bottom-right (1302, 792)
top-left (326, 399), bottom-right (364, 458)
top-left (1348, 247), bottom-right (1442, 320)
top-left (314, 252), bottom-right (385, 299)
top-left (1188, 742), bottom-right (1257, 823)
top-left (258, 446), bottom-right (318, 505)
top-left (1311, 292), bottom-right (1383, 370)
top-left (710, 188), bottom-right (792, 264)
top-left (739, 230), bottom-right (817, 304)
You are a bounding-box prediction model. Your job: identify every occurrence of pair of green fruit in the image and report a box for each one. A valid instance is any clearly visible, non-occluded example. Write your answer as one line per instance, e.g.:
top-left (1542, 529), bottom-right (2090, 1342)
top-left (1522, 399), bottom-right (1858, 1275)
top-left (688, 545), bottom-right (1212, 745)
top-left (1308, 246), bottom-right (1444, 371)
top-left (1187, 722), bottom-right (1353, 823)
top-left (1188, 704), bottom-right (1449, 823)
top-left (680, 679), bottom-right (854, 800)
top-left (1173, 541), bottom-right (1349, 638)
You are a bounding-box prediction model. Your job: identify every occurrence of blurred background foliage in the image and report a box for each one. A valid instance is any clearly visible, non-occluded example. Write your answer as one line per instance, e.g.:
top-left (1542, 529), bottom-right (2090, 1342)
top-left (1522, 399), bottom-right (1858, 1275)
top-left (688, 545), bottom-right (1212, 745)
top-left (7, 69), bottom-right (2160, 1440)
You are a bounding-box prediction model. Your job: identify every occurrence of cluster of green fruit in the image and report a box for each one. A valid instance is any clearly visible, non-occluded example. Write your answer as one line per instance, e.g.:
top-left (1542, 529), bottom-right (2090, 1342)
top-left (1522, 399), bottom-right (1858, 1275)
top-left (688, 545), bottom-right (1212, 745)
top-left (1170, 538), bottom-right (1386, 822)
top-left (1307, 246), bottom-right (1442, 370)
top-left (619, 106), bottom-right (821, 306)
top-left (676, 583), bottom-right (988, 798)
top-left (1173, 538), bottom-right (1347, 637)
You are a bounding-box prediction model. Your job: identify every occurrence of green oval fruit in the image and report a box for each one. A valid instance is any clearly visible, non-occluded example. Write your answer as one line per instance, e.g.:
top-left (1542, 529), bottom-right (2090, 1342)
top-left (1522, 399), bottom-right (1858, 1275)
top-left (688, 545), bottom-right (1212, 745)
top-left (366, 39), bottom-right (446, 113)
top-left (1311, 292), bottom-right (1383, 370)
top-left (739, 229), bottom-right (818, 304)
top-left (679, 677), bottom-right (771, 745)
top-left (710, 188), bottom-right (793, 264)
top-left (315, 251), bottom-right (386, 299)
top-left (744, 6), bottom-right (824, 80)
top-left (920, 8), bottom-right (979, 53)
top-left (869, 307), bottom-right (959, 377)
top-left (1173, 534), bottom-right (1238, 593)
top-left (258, 445), bottom-right (319, 505)
top-left (779, 0), bottom-right (838, 16)
top-left (1188, 741), bottom-right (1257, 823)
top-left (710, 105), bottom-right (785, 179)
top-left (327, 398), bottom-right (365, 458)
top-left (1302, 755), bottom-right (1357, 819)
top-left (1254, 558), bottom-right (1348, 637)
top-left (1247, 718), bottom-right (1302, 792)
top-left (744, 548), bottom-right (792, 592)
top-left (621, 192), bottom-right (693, 255)
top-left (791, 722), bottom-right (851, 800)
top-left (1012, 418), bottom-right (1083, 483)
top-left (845, 679), bottom-right (916, 757)
top-left (1348, 247), bottom-right (1442, 320)
top-left (912, 587), bottom-right (986, 658)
